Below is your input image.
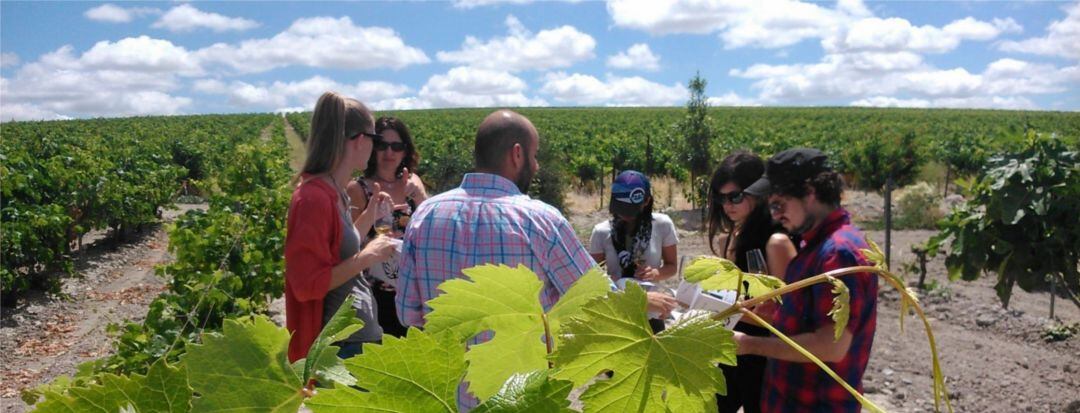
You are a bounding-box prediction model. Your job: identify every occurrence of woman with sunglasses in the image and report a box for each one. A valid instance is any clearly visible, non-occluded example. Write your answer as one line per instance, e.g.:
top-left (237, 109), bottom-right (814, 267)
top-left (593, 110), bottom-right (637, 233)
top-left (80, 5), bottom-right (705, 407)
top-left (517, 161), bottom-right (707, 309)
top-left (346, 116), bottom-right (427, 338)
top-left (707, 151), bottom-right (797, 413)
top-left (284, 92), bottom-right (399, 363)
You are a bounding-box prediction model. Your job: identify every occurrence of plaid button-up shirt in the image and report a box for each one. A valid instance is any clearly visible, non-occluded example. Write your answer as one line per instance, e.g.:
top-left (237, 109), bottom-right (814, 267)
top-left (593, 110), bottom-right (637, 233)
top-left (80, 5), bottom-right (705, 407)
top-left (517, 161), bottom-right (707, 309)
top-left (761, 208), bottom-right (878, 413)
top-left (396, 172), bottom-right (595, 328)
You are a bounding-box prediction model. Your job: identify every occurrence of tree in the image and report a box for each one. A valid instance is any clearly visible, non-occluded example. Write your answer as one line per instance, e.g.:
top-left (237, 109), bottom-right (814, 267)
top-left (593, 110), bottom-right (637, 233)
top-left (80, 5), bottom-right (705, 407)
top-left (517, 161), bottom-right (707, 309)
top-left (678, 72), bottom-right (713, 216)
top-left (842, 128), bottom-right (923, 268)
top-left (930, 132), bottom-right (1080, 314)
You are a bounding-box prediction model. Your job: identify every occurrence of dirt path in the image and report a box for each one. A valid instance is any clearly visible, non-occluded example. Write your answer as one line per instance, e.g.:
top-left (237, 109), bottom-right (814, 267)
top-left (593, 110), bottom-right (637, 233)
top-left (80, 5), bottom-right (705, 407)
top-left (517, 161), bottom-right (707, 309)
top-left (282, 115), bottom-right (306, 173)
top-left (0, 205), bottom-right (203, 412)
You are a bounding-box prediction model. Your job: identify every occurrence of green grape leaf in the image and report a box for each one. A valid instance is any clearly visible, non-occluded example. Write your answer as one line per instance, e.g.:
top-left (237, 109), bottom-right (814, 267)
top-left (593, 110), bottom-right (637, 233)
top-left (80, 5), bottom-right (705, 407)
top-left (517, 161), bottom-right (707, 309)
top-left (861, 237), bottom-right (887, 270)
top-left (305, 328), bottom-right (465, 413)
top-left (424, 264), bottom-right (610, 401)
top-left (682, 256), bottom-right (740, 283)
top-left (551, 283), bottom-right (736, 413)
top-left (824, 276), bottom-right (850, 342)
top-left (34, 359), bottom-right (191, 413)
top-left (546, 267), bottom-right (615, 339)
top-left (304, 295), bottom-right (364, 387)
top-left (685, 256), bottom-right (784, 301)
top-left (473, 371), bottom-right (575, 413)
top-left (185, 316), bottom-right (304, 413)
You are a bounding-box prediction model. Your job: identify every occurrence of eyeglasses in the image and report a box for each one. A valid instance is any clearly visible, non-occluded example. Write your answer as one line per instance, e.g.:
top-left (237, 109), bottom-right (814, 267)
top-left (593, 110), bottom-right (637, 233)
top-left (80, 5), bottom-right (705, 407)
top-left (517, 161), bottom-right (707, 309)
top-left (768, 200), bottom-right (785, 214)
top-left (350, 132), bottom-right (384, 141)
top-left (716, 190), bottom-right (746, 205)
top-left (374, 140), bottom-right (406, 152)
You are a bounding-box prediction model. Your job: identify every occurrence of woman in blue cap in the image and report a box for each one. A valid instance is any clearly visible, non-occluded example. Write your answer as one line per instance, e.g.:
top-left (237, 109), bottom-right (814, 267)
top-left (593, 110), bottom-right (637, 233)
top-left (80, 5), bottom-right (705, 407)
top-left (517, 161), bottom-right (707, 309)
top-left (589, 170), bottom-right (679, 332)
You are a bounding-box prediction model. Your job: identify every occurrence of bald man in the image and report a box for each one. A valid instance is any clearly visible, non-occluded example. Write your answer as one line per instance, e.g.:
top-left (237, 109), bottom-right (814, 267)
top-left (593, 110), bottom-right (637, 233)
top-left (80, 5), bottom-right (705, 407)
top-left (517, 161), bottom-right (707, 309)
top-left (396, 110), bottom-right (592, 329)
top-left (395, 110), bottom-right (677, 409)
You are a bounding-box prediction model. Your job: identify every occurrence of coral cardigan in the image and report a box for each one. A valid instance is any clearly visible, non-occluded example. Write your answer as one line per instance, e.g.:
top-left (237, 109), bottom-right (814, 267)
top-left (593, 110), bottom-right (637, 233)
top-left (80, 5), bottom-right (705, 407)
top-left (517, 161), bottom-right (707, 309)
top-left (284, 175), bottom-right (344, 362)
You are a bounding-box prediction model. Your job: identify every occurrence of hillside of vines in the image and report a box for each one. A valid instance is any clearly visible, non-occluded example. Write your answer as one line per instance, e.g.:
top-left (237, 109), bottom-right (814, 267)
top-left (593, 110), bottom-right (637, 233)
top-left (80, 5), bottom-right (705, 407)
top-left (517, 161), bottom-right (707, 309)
top-left (290, 107), bottom-right (1080, 192)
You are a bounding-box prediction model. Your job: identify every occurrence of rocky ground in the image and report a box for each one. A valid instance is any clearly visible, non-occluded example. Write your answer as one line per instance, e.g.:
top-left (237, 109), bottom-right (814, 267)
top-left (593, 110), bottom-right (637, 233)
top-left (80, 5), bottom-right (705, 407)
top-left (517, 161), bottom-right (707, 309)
top-left (2, 189), bottom-right (1078, 412)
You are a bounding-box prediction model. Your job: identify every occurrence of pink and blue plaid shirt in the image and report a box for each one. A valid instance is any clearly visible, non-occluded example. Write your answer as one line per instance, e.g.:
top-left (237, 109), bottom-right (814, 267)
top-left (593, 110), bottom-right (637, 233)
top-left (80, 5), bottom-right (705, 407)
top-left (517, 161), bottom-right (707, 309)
top-left (396, 172), bottom-right (596, 328)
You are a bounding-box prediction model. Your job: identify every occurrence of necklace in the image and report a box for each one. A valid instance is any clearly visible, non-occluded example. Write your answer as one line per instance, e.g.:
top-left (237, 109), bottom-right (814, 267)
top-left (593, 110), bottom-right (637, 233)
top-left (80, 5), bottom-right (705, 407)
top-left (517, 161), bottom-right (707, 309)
top-left (373, 172), bottom-right (398, 189)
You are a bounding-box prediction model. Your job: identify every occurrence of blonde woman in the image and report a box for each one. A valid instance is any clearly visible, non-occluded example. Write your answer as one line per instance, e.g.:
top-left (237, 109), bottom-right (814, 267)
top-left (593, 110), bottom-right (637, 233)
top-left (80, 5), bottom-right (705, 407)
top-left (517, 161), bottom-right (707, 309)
top-left (284, 92), bottom-right (397, 362)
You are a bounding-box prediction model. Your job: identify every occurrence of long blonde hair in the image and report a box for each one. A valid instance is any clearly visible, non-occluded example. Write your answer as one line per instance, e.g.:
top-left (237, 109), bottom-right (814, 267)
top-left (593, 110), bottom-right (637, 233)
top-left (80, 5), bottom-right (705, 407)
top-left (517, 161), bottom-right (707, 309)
top-left (300, 91), bottom-right (373, 177)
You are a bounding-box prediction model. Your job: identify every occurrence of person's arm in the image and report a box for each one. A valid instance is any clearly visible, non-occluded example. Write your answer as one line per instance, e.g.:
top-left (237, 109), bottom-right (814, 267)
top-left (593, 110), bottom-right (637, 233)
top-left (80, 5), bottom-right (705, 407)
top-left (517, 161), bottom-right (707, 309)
top-left (766, 233), bottom-right (796, 278)
top-left (395, 217), bottom-right (426, 327)
top-left (285, 196), bottom-right (339, 301)
top-left (639, 216), bottom-right (679, 281)
top-left (735, 323), bottom-right (853, 363)
top-left (740, 244), bottom-right (872, 363)
top-left (406, 172), bottom-right (428, 204)
top-left (587, 223), bottom-right (615, 282)
top-left (346, 180), bottom-right (372, 234)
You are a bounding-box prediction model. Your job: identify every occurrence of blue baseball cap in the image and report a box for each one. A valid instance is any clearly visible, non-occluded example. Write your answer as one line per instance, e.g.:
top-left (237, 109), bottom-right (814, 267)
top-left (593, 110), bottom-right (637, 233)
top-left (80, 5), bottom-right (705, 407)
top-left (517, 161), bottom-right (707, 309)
top-left (610, 170), bottom-right (651, 217)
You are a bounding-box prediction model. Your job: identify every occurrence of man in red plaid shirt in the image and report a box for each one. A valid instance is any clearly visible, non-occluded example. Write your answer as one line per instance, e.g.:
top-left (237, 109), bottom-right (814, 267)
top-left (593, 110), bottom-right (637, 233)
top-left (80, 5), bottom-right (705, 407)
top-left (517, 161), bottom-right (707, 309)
top-left (736, 148), bottom-right (878, 412)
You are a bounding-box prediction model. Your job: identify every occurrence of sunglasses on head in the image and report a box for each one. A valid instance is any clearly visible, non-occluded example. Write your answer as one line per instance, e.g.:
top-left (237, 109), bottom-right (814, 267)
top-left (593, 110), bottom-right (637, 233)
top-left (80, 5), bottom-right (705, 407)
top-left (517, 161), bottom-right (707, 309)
top-left (374, 140), bottom-right (406, 152)
top-left (717, 190), bottom-right (746, 205)
top-left (350, 132), bottom-right (384, 141)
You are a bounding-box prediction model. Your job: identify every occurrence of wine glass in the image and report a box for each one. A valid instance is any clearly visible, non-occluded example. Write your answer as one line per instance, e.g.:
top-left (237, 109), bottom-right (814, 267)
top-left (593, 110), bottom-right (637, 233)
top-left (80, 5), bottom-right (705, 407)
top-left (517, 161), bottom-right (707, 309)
top-left (744, 249), bottom-right (767, 299)
top-left (746, 249), bottom-right (767, 275)
top-left (373, 198), bottom-right (394, 237)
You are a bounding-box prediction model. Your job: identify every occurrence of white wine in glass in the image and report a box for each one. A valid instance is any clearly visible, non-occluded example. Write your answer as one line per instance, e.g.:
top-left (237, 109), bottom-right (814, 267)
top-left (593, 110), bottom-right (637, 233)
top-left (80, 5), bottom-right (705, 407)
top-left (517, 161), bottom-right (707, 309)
top-left (373, 198), bottom-right (394, 236)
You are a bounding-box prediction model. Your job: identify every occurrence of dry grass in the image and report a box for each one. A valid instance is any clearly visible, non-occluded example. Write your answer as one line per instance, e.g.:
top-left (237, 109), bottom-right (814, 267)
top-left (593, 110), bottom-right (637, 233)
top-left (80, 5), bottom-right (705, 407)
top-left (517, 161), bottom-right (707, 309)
top-left (565, 176), bottom-right (697, 215)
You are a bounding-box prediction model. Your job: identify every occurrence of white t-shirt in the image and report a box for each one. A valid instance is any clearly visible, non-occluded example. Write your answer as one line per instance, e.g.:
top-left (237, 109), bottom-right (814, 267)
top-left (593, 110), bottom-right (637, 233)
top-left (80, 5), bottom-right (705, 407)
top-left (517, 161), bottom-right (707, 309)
top-left (589, 213), bottom-right (679, 278)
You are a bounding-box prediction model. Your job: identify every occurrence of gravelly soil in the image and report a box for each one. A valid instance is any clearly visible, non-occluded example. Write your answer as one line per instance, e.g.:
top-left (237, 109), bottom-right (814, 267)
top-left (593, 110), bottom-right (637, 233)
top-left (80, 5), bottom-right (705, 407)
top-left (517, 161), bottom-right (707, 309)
top-left (4, 189), bottom-right (1078, 413)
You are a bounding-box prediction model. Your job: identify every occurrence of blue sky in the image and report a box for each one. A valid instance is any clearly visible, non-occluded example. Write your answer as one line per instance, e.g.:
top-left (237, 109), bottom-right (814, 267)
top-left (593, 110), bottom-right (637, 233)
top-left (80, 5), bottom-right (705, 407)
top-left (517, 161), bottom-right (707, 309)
top-left (1, 0), bottom-right (1078, 121)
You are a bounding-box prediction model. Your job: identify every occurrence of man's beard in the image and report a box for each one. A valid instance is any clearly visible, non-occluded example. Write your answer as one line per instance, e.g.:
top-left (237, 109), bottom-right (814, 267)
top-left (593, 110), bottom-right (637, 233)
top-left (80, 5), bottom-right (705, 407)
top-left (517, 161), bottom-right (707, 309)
top-left (514, 161), bottom-right (535, 193)
top-left (788, 207), bottom-right (820, 236)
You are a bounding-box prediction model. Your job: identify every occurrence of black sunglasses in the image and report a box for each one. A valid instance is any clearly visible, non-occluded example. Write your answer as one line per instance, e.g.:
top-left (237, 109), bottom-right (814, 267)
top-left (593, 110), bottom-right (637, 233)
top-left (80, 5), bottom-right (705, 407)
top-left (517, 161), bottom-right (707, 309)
top-left (374, 140), bottom-right (406, 152)
top-left (350, 132), bottom-right (384, 141)
top-left (717, 190), bottom-right (746, 205)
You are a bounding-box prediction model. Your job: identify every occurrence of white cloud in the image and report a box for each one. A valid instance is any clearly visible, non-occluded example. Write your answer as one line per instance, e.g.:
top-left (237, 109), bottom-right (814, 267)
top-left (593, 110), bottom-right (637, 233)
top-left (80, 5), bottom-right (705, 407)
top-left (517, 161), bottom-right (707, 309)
top-left (418, 66), bottom-right (546, 108)
top-left (732, 52), bottom-right (1077, 109)
top-left (826, 16), bottom-right (1022, 54)
top-left (195, 76), bottom-right (412, 110)
top-left (707, 92), bottom-right (760, 107)
top-left (0, 52), bottom-right (19, 68)
top-left (999, 2), bottom-right (1080, 60)
top-left (195, 16), bottom-right (429, 73)
top-left (540, 72), bottom-right (685, 106)
top-left (852, 95), bottom-right (1037, 110)
top-left (0, 38), bottom-right (198, 120)
top-left (452, 0), bottom-right (533, 9)
top-left (606, 43), bottom-right (660, 71)
top-left (606, 0), bottom-right (859, 49)
top-left (436, 15), bottom-right (595, 71)
top-left (84, 3), bottom-right (159, 23)
top-left (152, 4), bottom-right (258, 33)
top-left (81, 36), bottom-right (202, 75)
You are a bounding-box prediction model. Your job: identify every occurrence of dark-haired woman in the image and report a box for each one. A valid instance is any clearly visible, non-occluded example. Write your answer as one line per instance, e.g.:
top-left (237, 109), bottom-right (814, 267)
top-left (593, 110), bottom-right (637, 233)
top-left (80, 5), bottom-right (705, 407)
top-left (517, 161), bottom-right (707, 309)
top-left (284, 92), bottom-right (398, 363)
top-left (708, 151), bottom-right (797, 413)
top-left (589, 170), bottom-right (679, 332)
top-left (347, 116), bottom-right (428, 338)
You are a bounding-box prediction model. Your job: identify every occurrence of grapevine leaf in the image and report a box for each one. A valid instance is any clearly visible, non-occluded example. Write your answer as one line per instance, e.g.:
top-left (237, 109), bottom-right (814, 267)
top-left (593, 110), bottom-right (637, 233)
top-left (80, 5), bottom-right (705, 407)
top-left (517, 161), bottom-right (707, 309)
top-left (185, 316), bottom-right (304, 413)
top-left (861, 238), bottom-right (887, 270)
top-left (472, 371), bottom-right (575, 413)
top-left (34, 359), bottom-right (191, 413)
top-left (546, 267), bottom-right (615, 338)
top-left (305, 328), bottom-right (465, 413)
top-left (304, 295), bottom-right (364, 387)
top-left (682, 256), bottom-right (739, 283)
top-left (423, 264), bottom-right (547, 401)
top-left (551, 283), bottom-right (736, 413)
top-left (824, 276), bottom-right (850, 342)
top-left (685, 256), bottom-right (784, 301)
